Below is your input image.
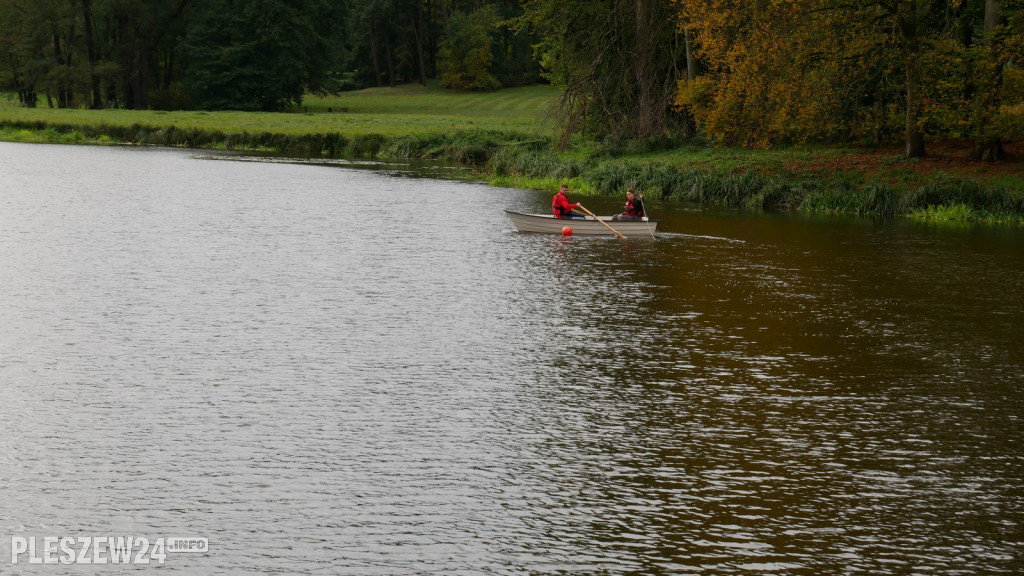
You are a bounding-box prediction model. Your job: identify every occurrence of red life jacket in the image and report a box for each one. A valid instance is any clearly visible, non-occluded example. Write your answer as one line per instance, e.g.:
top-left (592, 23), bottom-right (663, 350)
top-left (552, 191), bottom-right (572, 218)
top-left (624, 197), bottom-right (643, 217)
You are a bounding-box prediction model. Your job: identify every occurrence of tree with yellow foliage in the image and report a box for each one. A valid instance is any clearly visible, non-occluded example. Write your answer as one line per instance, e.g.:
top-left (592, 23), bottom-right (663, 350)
top-left (676, 0), bottom-right (1024, 159)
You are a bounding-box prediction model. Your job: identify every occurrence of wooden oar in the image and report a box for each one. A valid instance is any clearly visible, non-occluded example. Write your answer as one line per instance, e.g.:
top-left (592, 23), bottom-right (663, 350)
top-left (575, 204), bottom-right (626, 239)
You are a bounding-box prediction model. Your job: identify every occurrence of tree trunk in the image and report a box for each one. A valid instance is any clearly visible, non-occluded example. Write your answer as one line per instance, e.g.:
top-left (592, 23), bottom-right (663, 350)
top-left (903, 53), bottom-right (925, 158)
top-left (163, 50), bottom-right (173, 89)
top-left (413, 4), bottom-right (427, 86)
top-left (19, 90), bottom-right (38, 107)
top-left (973, 139), bottom-right (1005, 161)
top-left (118, 13), bottom-right (152, 109)
top-left (683, 28), bottom-right (700, 81)
top-left (82, 0), bottom-right (102, 109)
top-left (985, 0), bottom-right (1001, 34)
top-left (52, 33), bottom-right (73, 109)
top-left (972, 0), bottom-right (1004, 161)
top-left (106, 82), bottom-right (118, 108)
top-left (135, 39), bottom-right (150, 109)
top-left (897, 4), bottom-right (925, 158)
top-left (369, 29), bottom-right (383, 87)
top-left (425, 0), bottom-right (437, 77)
top-left (119, 14), bottom-right (135, 109)
top-left (635, 0), bottom-right (652, 135)
top-left (384, 35), bottom-right (396, 87)
top-left (130, 21), bottom-right (150, 109)
top-left (872, 85), bottom-right (887, 146)
top-left (11, 60), bottom-right (37, 107)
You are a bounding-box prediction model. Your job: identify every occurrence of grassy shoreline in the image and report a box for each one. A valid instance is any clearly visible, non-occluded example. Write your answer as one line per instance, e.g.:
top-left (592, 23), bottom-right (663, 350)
top-left (2, 84), bottom-right (1022, 224)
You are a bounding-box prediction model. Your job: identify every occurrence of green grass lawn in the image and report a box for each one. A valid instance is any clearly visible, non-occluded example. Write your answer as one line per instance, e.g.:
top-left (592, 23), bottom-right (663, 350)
top-left (0, 81), bottom-right (560, 137)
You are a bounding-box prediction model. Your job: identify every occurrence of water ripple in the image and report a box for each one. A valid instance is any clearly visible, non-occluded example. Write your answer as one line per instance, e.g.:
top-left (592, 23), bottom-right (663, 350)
top-left (0, 143), bottom-right (1022, 574)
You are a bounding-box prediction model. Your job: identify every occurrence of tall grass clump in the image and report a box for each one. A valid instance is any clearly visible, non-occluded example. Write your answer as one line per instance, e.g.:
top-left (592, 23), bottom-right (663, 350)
top-left (299, 132), bottom-right (348, 156)
top-left (374, 129), bottom-right (549, 165)
top-left (659, 168), bottom-right (769, 205)
top-left (745, 179), bottom-right (810, 210)
top-left (907, 178), bottom-right (1024, 215)
top-left (909, 203), bottom-right (979, 221)
top-left (347, 133), bottom-right (388, 157)
top-left (379, 133), bottom-right (436, 158)
top-left (586, 163), bottom-right (637, 195)
top-left (445, 130), bottom-right (550, 166)
top-left (863, 184), bottom-right (901, 216)
top-left (801, 182), bottom-right (875, 214)
top-left (900, 178), bottom-right (1024, 223)
top-left (487, 145), bottom-right (586, 180)
top-left (576, 162), bottom-right (815, 210)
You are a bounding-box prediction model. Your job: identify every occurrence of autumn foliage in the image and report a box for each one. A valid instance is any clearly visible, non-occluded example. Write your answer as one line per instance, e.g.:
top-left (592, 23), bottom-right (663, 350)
top-left (675, 0), bottom-right (1024, 158)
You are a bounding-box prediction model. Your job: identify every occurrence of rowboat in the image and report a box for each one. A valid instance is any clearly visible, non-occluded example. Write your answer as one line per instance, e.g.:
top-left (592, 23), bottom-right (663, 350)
top-left (504, 210), bottom-right (658, 236)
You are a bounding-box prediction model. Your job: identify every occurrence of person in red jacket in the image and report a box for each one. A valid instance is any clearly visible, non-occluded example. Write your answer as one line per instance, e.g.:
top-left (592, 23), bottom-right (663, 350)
top-left (611, 189), bottom-right (646, 221)
top-left (552, 184), bottom-right (583, 219)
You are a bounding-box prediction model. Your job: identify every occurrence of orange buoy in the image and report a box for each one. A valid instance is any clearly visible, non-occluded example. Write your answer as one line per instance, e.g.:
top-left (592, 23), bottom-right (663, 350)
top-left (561, 226), bottom-right (573, 236)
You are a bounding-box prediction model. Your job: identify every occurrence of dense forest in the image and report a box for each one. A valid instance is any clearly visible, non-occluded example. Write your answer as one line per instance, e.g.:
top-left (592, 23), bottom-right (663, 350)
top-left (0, 0), bottom-right (1021, 159)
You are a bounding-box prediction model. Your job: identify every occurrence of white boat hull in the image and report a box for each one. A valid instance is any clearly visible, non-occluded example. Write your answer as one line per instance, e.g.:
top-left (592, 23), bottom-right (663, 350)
top-left (505, 210), bottom-right (657, 236)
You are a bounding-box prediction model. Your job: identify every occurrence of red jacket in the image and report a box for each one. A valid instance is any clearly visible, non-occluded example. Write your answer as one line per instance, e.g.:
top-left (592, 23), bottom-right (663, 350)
top-left (552, 191), bottom-right (579, 218)
top-left (624, 196), bottom-right (644, 217)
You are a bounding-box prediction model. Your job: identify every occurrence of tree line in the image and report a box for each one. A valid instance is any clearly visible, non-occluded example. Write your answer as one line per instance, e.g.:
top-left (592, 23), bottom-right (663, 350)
top-left (0, 0), bottom-right (540, 111)
top-left (1, 0), bottom-right (1021, 159)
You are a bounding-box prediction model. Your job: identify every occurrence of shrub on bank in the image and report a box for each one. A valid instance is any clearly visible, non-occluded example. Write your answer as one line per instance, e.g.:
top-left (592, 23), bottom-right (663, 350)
top-left (1, 118), bottom-right (1020, 223)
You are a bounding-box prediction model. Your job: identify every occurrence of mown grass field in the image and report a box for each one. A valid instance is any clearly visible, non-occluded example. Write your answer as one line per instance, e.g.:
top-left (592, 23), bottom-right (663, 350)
top-left (0, 81), bottom-right (558, 137)
top-left (304, 81), bottom-right (558, 126)
top-left (2, 81), bottom-right (1021, 222)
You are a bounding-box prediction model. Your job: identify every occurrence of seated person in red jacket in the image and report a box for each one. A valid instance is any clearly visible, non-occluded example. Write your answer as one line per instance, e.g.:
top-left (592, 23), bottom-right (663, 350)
top-left (611, 189), bottom-right (646, 221)
top-left (552, 184), bottom-right (584, 219)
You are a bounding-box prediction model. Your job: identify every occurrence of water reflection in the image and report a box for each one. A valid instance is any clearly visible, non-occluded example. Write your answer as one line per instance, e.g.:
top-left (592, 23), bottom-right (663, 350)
top-left (194, 150), bottom-right (473, 179)
top-left (0, 142), bottom-right (1021, 574)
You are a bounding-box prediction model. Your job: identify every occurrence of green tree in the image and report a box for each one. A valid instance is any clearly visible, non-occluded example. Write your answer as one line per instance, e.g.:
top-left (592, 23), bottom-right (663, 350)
top-left (969, 0), bottom-right (1023, 160)
top-left (520, 0), bottom-right (686, 143)
top-left (0, 0), bottom-right (190, 110)
top-left (0, 0), bottom-right (52, 106)
top-left (349, 0), bottom-right (430, 88)
top-left (0, 0), bottom-right (82, 108)
top-left (344, 0), bottom-right (536, 90)
top-left (182, 0), bottom-right (345, 111)
top-left (107, 0), bottom-right (190, 109)
top-left (438, 5), bottom-right (501, 90)
top-left (489, 0), bottom-right (541, 87)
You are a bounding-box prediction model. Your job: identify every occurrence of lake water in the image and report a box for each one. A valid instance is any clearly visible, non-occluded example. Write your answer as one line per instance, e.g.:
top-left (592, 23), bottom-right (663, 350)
top-left (1, 142), bottom-right (1022, 574)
